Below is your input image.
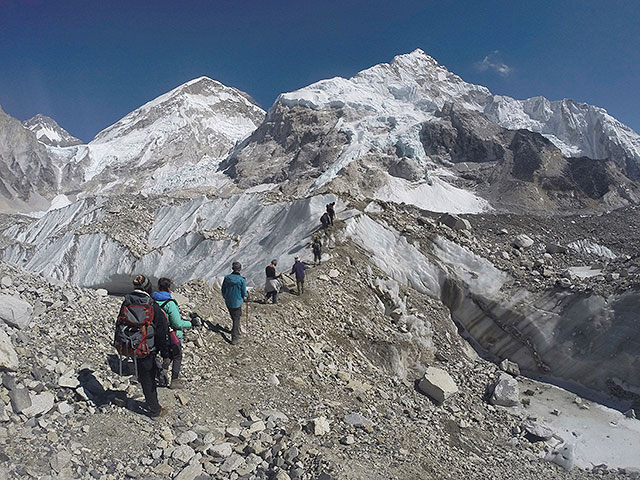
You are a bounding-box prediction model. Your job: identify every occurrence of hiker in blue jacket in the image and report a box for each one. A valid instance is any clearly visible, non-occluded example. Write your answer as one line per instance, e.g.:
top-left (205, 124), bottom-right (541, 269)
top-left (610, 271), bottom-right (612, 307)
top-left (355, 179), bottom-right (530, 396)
top-left (291, 256), bottom-right (307, 295)
top-left (221, 261), bottom-right (248, 345)
top-left (152, 277), bottom-right (200, 389)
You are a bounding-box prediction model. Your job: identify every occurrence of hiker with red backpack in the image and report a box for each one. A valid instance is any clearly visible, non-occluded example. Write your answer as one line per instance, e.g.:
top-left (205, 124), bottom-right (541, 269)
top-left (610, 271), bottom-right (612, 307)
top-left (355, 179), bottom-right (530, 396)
top-left (152, 277), bottom-right (200, 389)
top-left (114, 274), bottom-right (170, 417)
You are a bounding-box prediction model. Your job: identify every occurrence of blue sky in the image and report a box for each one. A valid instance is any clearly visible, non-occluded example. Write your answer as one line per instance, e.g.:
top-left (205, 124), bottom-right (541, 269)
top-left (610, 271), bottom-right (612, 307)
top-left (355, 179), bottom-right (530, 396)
top-left (0, 0), bottom-right (638, 142)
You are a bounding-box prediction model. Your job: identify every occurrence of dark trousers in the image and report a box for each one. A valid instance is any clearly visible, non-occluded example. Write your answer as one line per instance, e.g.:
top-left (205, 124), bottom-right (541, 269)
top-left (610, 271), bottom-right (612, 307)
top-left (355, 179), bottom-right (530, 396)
top-left (265, 291), bottom-right (278, 304)
top-left (313, 250), bottom-right (321, 263)
top-left (228, 306), bottom-right (242, 341)
top-left (137, 354), bottom-right (161, 415)
top-left (296, 278), bottom-right (304, 294)
top-left (170, 343), bottom-right (182, 380)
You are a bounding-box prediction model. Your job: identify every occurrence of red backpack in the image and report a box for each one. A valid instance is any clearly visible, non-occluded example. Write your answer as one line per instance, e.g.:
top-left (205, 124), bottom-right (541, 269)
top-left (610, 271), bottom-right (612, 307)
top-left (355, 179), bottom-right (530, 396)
top-left (114, 294), bottom-right (156, 375)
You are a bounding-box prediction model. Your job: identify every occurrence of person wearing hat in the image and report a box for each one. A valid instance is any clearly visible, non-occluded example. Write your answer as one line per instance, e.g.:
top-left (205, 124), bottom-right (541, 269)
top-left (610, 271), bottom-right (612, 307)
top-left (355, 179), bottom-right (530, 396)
top-left (290, 256), bottom-right (307, 295)
top-left (123, 274), bottom-right (170, 417)
top-left (264, 259), bottom-right (281, 304)
top-left (221, 261), bottom-right (248, 345)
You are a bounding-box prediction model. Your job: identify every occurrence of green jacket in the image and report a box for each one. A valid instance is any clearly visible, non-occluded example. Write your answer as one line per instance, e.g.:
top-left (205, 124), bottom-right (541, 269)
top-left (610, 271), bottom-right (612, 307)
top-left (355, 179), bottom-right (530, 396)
top-left (152, 292), bottom-right (192, 339)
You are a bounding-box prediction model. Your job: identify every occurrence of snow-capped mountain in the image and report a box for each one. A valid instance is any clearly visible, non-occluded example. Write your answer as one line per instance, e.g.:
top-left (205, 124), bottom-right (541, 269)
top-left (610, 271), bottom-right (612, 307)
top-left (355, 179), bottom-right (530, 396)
top-left (227, 49), bottom-right (640, 213)
top-left (56, 77), bottom-right (265, 194)
top-left (23, 114), bottom-right (82, 148)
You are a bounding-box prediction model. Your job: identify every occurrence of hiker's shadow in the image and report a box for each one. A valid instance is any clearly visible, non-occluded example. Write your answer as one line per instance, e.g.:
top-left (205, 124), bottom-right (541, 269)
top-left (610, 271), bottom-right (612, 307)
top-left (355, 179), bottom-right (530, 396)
top-left (202, 319), bottom-right (233, 345)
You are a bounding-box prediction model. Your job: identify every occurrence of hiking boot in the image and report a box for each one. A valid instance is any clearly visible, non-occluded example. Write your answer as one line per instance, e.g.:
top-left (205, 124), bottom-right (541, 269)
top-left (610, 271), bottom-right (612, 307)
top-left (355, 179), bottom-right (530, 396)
top-left (149, 407), bottom-right (168, 418)
top-left (231, 336), bottom-right (240, 345)
top-left (169, 378), bottom-right (184, 389)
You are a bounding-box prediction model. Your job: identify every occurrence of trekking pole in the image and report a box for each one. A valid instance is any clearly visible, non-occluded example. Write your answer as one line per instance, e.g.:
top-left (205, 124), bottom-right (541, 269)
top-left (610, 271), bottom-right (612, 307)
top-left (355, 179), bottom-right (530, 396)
top-left (245, 299), bottom-right (249, 334)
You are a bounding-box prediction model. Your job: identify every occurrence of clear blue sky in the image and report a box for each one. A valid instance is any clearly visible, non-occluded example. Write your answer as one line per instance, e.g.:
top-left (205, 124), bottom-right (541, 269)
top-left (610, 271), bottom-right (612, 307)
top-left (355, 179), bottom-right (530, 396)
top-left (1, 0), bottom-right (638, 142)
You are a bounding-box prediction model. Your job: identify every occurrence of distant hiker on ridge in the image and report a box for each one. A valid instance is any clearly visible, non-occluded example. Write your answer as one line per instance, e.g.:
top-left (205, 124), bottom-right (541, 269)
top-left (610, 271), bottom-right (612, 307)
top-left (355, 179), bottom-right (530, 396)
top-left (291, 256), bottom-right (307, 295)
top-left (221, 261), bottom-right (248, 345)
top-left (264, 259), bottom-right (282, 304)
top-left (152, 277), bottom-right (200, 389)
top-left (326, 202), bottom-right (336, 225)
top-left (320, 212), bottom-right (331, 229)
top-left (311, 236), bottom-right (322, 265)
top-left (114, 274), bottom-right (170, 417)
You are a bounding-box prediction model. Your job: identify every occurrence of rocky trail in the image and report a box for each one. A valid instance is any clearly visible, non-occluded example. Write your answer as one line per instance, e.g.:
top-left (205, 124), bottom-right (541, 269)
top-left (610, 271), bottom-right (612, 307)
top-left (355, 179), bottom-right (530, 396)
top-left (0, 224), bottom-right (639, 479)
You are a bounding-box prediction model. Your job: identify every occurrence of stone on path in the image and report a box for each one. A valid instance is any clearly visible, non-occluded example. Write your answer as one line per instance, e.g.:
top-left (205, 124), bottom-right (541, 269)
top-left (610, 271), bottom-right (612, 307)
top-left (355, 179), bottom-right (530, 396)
top-left (548, 443), bottom-right (575, 471)
top-left (512, 234), bottom-right (534, 249)
top-left (0, 330), bottom-right (18, 371)
top-left (343, 412), bottom-right (373, 429)
top-left (490, 373), bottom-right (519, 407)
top-left (208, 442), bottom-right (233, 458)
top-left (438, 213), bottom-right (471, 231)
top-left (174, 460), bottom-right (203, 480)
top-left (311, 416), bottom-right (330, 436)
top-left (0, 295), bottom-right (33, 330)
top-left (522, 419), bottom-right (554, 440)
top-left (0, 276), bottom-right (12, 288)
top-left (417, 367), bottom-right (459, 404)
top-left (23, 391), bottom-right (55, 417)
top-left (9, 388), bottom-right (31, 414)
top-left (499, 359), bottom-right (520, 377)
top-left (95, 289), bottom-right (108, 297)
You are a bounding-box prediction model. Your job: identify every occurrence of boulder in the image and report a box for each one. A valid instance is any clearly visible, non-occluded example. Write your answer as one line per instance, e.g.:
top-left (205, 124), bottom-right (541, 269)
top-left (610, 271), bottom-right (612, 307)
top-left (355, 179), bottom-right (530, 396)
top-left (23, 391), bottom-right (55, 417)
top-left (545, 244), bottom-right (567, 254)
top-left (490, 373), bottom-right (519, 407)
top-left (58, 372), bottom-right (80, 389)
top-left (9, 388), bottom-right (31, 414)
top-left (417, 367), bottom-right (458, 404)
top-left (0, 277), bottom-right (12, 288)
top-left (220, 453), bottom-right (245, 473)
top-left (0, 330), bottom-right (18, 371)
top-left (512, 234), bottom-right (534, 249)
top-left (311, 416), bottom-right (330, 436)
top-left (438, 213), bottom-right (471, 231)
top-left (548, 443), bottom-right (575, 471)
top-left (0, 295), bottom-right (33, 330)
top-left (176, 430), bottom-right (198, 445)
top-left (95, 289), bottom-right (108, 297)
top-left (499, 359), bottom-right (520, 377)
top-left (172, 445), bottom-right (195, 463)
top-left (522, 419), bottom-right (554, 440)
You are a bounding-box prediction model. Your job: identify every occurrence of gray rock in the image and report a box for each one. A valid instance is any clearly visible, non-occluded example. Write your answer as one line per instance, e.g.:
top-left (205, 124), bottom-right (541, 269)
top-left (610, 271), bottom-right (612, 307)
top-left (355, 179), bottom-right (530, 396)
top-left (0, 403), bottom-right (9, 422)
top-left (208, 442), bottom-right (233, 458)
top-left (522, 419), bottom-right (554, 440)
top-left (50, 450), bottom-right (73, 472)
top-left (490, 373), bottom-right (519, 407)
top-left (311, 416), bottom-right (330, 436)
top-left (548, 443), bottom-right (575, 471)
top-left (95, 289), bottom-right (108, 297)
top-left (545, 244), bottom-right (567, 254)
top-left (512, 234), bottom-right (534, 249)
top-left (57, 401), bottom-right (74, 415)
top-left (438, 213), bottom-right (471, 231)
top-left (9, 388), bottom-right (32, 414)
top-left (499, 359), bottom-right (520, 377)
top-left (220, 453), bottom-right (244, 472)
top-left (0, 295), bottom-right (33, 329)
top-left (176, 430), bottom-right (198, 445)
top-left (58, 372), bottom-right (80, 389)
top-left (557, 277), bottom-right (572, 288)
top-left (172, 445), bottom-right (195, 463)
top-left (343, 412), bottom-right (373, 429)
top-left (417, 367), bottom-right (459, 404)
top-left (0, 276), bottom-right (12, 288)
top-left (2, 373), bottom-right (17, 391)
top-left (0, 329), bottom-right (18, 371)
top-left (175, 460), bottom-right (203, 480)
top-left (23, 391), bottom-right (55, 417)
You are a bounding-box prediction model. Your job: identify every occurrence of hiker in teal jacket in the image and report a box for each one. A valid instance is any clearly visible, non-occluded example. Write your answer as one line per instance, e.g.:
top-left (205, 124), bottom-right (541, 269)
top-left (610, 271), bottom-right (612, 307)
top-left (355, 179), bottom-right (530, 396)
top-left (221, 261), bottom-right (248, 345)
top-left (152, 277), bottom-right (199, 388)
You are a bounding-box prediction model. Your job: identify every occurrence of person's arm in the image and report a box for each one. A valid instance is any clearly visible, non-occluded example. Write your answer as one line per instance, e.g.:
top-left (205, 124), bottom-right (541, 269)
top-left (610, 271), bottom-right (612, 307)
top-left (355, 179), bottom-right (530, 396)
top-left (166, 300), bottom-right (192, 330)
top-left (221, 277), bottom-right (229, 296)
top-left (153, 304), bottom-right (170, 359)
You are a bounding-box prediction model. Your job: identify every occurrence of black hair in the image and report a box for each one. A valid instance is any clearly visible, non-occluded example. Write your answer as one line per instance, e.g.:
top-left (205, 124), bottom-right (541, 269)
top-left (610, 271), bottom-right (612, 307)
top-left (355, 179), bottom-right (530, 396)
top-left (157, 277), bottom-right (172, 292)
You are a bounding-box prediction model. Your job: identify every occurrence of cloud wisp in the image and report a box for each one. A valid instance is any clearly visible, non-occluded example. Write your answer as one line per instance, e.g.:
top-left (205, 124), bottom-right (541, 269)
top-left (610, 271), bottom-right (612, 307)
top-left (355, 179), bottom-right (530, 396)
top-left (474, 51), bottom-right (513, 76)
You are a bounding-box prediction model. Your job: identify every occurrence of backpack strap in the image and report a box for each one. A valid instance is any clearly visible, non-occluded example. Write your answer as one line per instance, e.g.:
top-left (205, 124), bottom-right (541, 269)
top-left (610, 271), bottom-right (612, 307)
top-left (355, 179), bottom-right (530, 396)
top-left (160, 299), bottom-right (178, 308)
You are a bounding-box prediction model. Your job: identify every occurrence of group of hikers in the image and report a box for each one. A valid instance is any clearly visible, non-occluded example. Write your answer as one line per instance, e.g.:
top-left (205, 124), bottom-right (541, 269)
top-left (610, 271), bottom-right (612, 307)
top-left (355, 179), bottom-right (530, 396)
top-left (113, 256), bottom-right (321, 417)
top-left (113, 203), bottom-right (335, 417)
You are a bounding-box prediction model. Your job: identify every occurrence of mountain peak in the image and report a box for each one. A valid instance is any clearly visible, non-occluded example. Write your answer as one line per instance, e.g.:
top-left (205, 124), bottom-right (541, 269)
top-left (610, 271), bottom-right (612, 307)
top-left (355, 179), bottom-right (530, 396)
top-left (23, 113), bottom-right (82, 147)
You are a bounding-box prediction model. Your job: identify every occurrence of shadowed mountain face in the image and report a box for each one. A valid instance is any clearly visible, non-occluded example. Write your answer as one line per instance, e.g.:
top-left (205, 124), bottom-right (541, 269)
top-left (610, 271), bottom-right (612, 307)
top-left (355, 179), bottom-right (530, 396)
top-left (0, 107), bottom-right (59, 212)
top-left (419, 105), bottom-right (640, 213)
